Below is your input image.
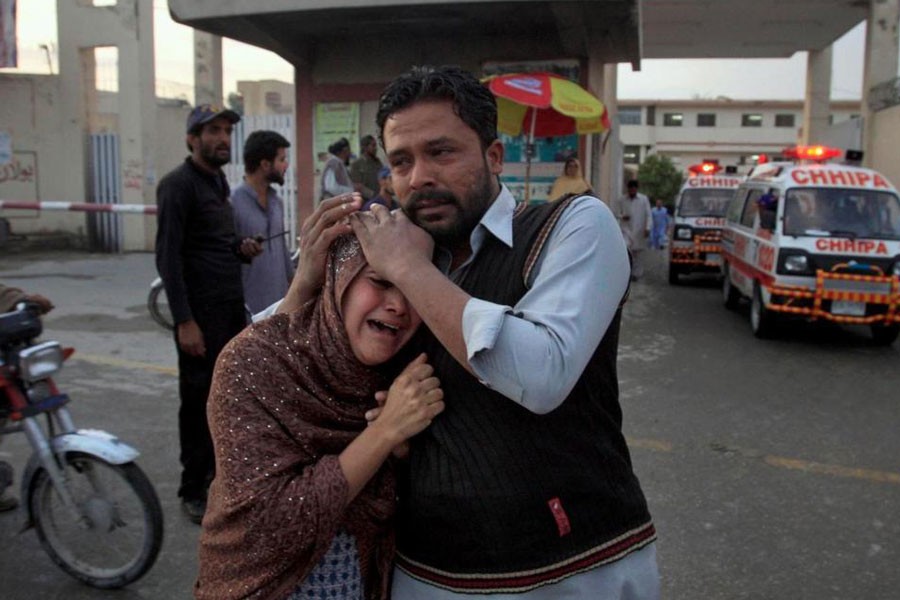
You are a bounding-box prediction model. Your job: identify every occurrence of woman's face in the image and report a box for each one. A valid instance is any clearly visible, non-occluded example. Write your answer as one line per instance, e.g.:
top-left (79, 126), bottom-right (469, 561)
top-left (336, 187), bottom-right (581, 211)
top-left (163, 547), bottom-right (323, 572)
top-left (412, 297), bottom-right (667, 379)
top-left (565, 160), bottom-right (578, 176)
top-left (341, 267), bottom-right (422, 366)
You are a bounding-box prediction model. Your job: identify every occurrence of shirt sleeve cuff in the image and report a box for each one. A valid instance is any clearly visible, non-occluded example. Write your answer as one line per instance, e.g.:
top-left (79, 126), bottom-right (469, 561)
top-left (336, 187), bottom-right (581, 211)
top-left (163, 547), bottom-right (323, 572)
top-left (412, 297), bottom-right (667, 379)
top-left (461, 297), bottom-right (508, 360)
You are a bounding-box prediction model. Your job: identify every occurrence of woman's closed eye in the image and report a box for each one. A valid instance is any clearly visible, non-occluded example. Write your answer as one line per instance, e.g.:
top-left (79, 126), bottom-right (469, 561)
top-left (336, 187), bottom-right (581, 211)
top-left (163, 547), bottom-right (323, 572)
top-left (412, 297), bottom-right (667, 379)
top-left (368, 276), bottom-right (392, 289)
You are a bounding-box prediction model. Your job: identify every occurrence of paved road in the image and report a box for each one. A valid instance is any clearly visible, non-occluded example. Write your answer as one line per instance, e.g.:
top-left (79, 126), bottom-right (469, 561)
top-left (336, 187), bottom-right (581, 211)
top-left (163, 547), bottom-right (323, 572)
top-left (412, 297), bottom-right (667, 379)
top-left (1, 249), bottom-right (898, 599)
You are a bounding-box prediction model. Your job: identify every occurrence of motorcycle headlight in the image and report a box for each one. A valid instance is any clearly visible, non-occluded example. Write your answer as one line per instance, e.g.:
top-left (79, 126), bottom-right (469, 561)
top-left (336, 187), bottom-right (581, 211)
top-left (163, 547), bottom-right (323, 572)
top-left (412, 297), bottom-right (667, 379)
top-left (18, 341), bottom-right (63, 383)
top-left (675, 226), bottom-right (692, 240)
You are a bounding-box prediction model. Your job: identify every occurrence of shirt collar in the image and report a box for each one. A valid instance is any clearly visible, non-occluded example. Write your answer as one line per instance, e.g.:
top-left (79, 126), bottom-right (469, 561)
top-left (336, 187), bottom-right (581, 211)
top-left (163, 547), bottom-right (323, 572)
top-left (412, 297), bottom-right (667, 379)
top-left (476, 184), bottom-right (516, 249)
top-left (432, 184), bottom-right (515, 274)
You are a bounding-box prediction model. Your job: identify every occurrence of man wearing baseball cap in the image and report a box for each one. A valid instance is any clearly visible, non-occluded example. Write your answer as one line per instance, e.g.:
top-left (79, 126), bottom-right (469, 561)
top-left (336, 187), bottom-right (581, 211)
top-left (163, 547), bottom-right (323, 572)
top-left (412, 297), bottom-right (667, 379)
top-left (155, 104), bottom-right (262, 524)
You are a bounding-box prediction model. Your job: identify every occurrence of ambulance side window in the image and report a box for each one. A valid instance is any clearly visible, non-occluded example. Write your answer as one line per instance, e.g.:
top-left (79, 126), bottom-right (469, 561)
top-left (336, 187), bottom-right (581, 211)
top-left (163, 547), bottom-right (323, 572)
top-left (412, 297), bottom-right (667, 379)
top-left (726, 189), bottom-right (746, 224)
top-left (740, 189), bottom-right (764, 228)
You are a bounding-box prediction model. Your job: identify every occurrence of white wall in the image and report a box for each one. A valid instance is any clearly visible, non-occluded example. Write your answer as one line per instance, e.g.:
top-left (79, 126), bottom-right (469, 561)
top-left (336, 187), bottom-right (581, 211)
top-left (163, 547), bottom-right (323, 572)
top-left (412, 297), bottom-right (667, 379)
top-left (0, 74), bottom-right (85, 237)
top-left (0, 73), bottom-right (188, 248)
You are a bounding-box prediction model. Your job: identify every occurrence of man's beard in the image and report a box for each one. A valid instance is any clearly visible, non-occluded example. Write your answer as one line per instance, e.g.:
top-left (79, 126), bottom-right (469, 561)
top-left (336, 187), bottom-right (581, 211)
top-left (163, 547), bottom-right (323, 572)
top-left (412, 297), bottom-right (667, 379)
top-left (402, 164), bottom-right (495, 247)
top-left (200, 141), bottom-right (230, 168)
top-left (266, 168), bottom-right (285, 186)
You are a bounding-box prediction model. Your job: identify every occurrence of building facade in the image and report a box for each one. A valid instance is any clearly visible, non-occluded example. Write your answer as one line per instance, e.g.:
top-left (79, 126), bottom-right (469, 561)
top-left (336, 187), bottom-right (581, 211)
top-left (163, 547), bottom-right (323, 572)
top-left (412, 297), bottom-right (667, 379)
top-left (618, 99), bottom-right (862, 173)
top-left (236, 79), bottom-right (294, 116)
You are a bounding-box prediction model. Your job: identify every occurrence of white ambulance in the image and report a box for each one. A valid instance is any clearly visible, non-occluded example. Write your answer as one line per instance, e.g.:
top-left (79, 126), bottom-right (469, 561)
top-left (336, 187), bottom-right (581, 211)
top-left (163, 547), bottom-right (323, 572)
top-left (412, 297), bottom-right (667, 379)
top-left (668, 162), bottom-right (743, 284)
top-left (720, 146), bottom-right (900, 344)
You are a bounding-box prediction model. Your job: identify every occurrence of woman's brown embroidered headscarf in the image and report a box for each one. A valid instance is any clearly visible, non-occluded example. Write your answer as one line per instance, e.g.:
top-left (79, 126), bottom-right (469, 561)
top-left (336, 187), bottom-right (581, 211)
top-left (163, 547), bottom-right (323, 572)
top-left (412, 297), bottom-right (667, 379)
top-left (197, 236), bottom-right (397, 600)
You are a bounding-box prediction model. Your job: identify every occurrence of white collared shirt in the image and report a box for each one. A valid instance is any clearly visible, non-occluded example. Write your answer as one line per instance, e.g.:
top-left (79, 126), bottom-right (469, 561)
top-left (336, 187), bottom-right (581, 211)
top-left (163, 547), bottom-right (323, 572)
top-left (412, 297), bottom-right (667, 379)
top-left (440, 185), bottom-right (629, 414)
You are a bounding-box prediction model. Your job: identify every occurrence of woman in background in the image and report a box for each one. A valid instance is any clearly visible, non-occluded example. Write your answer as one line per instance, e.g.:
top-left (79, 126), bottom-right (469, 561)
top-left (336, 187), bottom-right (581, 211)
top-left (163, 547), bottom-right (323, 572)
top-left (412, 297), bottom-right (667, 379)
top-left (549, 157), bottom-right (592, 200)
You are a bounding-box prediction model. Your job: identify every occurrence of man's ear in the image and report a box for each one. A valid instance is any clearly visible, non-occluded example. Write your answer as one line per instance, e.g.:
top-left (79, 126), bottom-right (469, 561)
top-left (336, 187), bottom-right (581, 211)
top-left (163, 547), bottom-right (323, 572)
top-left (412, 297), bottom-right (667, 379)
top-left (486, 139), bottom-right (504, 176)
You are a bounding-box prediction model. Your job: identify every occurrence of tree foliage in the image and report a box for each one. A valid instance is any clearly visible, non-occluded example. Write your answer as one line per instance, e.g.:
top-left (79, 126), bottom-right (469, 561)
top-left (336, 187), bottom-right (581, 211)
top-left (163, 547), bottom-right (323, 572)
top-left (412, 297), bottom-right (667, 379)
top-left (636, 154), bottom-right (683, 206)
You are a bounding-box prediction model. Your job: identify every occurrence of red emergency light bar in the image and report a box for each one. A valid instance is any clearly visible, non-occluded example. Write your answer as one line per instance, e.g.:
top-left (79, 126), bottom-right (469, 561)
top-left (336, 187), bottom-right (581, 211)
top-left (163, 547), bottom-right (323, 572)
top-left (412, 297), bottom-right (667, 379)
top-left (688, 162), bottom-right (723, 175)
top-left (782, 145), bottom-right (842, 161)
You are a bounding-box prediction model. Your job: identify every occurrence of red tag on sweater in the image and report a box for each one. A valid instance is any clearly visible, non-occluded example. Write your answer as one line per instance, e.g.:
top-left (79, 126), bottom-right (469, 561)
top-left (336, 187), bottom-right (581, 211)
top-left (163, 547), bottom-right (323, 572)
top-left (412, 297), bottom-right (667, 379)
top-left (547, 497), bottom-right (571, 537)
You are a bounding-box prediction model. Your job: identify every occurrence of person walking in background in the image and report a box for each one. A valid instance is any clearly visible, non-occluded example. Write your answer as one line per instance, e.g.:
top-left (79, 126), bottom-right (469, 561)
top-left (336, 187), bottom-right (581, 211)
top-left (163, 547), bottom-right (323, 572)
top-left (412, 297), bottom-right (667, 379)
top-left (650, 198), bottom-right (670, 250)
top-left (231, 130), bottom-right (294, 314)
top-left (278, 65), bottom-right (657, 599)
top-left (350, 134), bottom-right (384, 201)
top-left (0, 283), bottom-right (54, 513)
top-left (362, 166), bottom-right (399, 211)
top-left (615, 179), bottom-right (653, 280)
top-left (320, 137), bottom-right (359, 202)
top-left (155, 104), bottom-right (262, 525)
top-left (548, 156), bottom-right (592, 200)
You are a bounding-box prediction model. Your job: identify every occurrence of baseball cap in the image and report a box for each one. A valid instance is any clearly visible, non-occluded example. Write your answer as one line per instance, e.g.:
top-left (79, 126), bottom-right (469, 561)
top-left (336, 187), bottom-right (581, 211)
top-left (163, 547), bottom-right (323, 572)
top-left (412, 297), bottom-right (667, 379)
top-left (377, 166), bottom-right (391, 179)
top-left (186, 104), bottom-right (241, 134)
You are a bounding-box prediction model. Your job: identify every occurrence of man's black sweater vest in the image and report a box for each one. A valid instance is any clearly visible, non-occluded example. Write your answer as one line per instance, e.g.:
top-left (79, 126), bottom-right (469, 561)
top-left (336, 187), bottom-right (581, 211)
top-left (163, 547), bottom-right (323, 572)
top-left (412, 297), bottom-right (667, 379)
top-left (395, 199), bottom-right (654, 590)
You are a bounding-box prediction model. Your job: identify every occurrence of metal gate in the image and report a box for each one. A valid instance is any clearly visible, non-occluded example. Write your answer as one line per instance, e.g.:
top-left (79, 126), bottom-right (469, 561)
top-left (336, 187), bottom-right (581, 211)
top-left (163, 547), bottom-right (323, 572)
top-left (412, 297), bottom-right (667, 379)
top-left (225, 114), bottom-right (298, 251)
top-left (88, 133), bottom-right (122, 252)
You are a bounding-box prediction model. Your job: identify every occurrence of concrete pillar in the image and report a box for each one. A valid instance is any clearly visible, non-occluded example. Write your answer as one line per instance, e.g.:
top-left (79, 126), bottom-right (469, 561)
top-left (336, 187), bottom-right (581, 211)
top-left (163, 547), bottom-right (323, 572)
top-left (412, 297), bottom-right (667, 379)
top-left (116, 0), bottom-right (156, 251)
top-left (194, 31), bottom-right (223, 106)
top-left (57, 0), bottom-right (156, 251)
top-left (294, 60), bottom-right (315, 227)
top-left (862, 0), bottom-right (900, 165)
top-left (586, 60), bottom-right (621, 205)
top-left (801, 47), bottom-right (833, 145)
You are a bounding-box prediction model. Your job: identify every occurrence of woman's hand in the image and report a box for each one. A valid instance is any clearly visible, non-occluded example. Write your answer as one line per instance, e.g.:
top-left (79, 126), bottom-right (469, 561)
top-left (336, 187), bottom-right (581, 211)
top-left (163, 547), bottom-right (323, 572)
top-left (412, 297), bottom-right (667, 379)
top-left (278, 193), bottom-right (363, 314)
top-left (369, 353), bottom-right (444, 446)
top-left (339, 354), bottom-right (441, 500)
top-left (369, 390), bottom-right (409, 459)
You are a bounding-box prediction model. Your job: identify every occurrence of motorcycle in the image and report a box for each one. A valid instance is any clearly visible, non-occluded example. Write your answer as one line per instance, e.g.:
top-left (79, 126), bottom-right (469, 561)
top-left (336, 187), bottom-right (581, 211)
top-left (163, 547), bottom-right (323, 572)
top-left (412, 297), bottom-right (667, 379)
top-left (0, 302), bottom-right (164, 588)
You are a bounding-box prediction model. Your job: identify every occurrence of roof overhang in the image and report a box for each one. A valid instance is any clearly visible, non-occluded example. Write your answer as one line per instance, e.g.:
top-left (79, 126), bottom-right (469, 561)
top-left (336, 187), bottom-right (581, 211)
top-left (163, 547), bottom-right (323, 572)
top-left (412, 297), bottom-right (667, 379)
top-left (168, 0), bottom-right (642, 68)
top-left (641, 0), bottom-right (868, 59)
top-left (168, 0), bottom-right (868, 69)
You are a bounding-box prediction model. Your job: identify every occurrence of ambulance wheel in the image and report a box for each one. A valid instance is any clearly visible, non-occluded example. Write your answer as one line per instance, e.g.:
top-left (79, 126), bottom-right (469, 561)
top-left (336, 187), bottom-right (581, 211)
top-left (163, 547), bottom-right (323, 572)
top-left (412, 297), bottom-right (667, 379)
top-left (750, 283), bottom-right (777, 338)
top-left (870, 324), bottom-right (899, 346)
top-left (668, 263), bottom-right (681, 285)
top-left (722, 264), bottom-right (740, 310)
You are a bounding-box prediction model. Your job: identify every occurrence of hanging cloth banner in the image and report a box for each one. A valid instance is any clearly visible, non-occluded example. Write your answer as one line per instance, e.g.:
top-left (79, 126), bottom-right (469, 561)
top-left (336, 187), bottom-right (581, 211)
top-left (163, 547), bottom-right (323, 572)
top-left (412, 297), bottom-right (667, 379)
top-left (0, 0), bottom-right (16, 68)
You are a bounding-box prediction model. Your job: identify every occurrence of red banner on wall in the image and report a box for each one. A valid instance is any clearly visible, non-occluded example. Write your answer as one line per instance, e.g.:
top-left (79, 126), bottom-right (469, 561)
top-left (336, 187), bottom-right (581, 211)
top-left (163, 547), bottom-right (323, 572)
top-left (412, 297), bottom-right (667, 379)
top-left (0, 0), bottom-right (16, 69)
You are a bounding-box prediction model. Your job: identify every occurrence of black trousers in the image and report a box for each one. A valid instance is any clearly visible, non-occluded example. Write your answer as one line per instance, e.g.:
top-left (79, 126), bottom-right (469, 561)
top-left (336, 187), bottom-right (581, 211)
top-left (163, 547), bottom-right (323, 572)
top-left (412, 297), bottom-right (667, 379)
top-left (175, 299), bottom-right (246, 501)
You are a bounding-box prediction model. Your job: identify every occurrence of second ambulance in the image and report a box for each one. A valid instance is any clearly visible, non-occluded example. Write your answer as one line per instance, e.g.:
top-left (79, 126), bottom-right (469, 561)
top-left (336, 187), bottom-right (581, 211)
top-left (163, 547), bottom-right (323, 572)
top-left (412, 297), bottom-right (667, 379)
top-left (669, 162), bottom-right (743, 284)
top-left (720, 146), bottom-right (900, 344)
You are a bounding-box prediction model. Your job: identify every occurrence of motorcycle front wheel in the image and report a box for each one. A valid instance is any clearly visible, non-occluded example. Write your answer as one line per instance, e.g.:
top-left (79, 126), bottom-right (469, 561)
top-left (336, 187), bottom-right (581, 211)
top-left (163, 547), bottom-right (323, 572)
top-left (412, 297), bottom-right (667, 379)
top-left (147, 280), bottom-right (174, 331)
top-left (29, 452), bottom-right (164, 589)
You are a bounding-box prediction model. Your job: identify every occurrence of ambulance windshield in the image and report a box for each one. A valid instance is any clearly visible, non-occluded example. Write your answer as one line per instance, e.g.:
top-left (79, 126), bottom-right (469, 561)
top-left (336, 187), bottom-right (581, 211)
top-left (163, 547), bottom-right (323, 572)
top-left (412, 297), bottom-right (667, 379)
top-left (678, 189), bottom-right (733, 217)
top-left (783, 188), bottom-right (900, 240)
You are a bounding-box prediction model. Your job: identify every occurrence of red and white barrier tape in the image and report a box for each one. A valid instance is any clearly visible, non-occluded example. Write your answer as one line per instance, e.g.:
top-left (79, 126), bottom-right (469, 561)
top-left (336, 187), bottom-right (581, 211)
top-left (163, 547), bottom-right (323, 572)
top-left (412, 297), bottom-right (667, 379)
top-left (0, 200), bottom-right (157, 215)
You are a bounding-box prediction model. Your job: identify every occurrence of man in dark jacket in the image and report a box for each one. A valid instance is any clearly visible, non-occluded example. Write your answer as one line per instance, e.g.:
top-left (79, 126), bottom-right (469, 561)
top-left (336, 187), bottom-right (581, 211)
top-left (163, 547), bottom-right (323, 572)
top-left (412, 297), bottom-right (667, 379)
top-left (155, 104), bottom-right (261, 524)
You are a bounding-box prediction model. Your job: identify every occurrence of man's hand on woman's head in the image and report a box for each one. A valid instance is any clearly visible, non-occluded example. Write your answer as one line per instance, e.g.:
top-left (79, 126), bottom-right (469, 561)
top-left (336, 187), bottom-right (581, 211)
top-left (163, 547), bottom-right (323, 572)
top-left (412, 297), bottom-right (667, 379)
top-left (277, 193), bottom-right (363, 314)
top-left (350, 204), bottom-right (434, 284)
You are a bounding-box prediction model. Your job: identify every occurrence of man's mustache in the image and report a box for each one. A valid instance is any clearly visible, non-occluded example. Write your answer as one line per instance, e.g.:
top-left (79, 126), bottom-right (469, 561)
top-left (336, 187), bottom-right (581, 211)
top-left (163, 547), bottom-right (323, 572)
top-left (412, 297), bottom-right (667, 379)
top-left (407, 189), bottom-right (459, 210)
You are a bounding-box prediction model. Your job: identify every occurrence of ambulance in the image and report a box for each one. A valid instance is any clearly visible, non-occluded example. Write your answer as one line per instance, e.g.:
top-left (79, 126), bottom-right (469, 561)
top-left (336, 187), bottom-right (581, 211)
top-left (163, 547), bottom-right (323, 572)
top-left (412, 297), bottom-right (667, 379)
top-left (720, 145), bottom-right (900, 345)
top-left (668, 161), bottom-right (743, 284)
